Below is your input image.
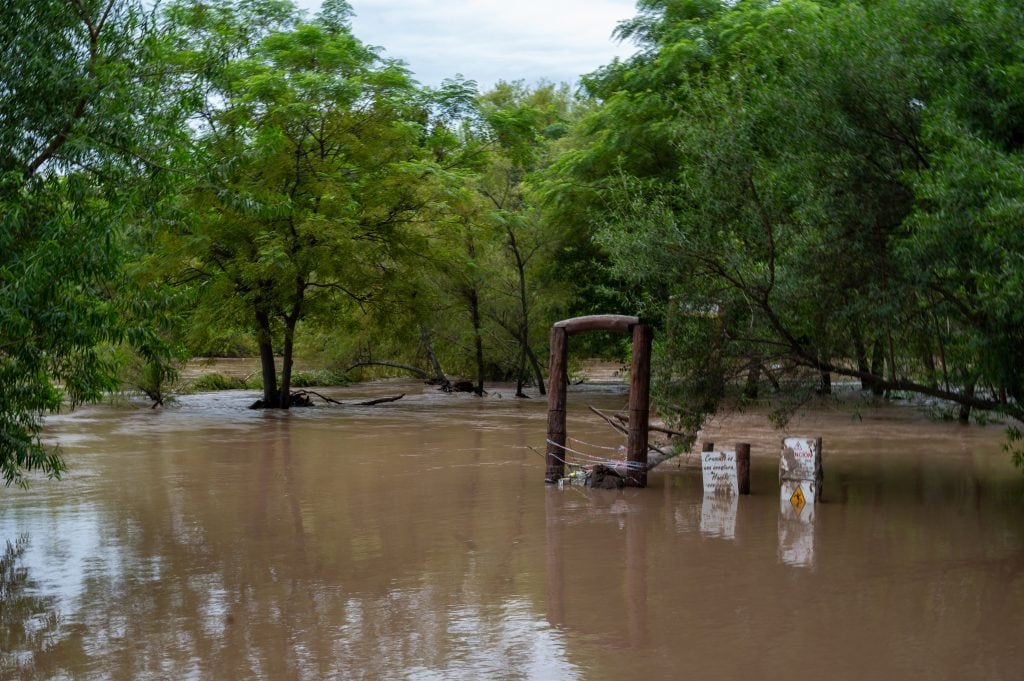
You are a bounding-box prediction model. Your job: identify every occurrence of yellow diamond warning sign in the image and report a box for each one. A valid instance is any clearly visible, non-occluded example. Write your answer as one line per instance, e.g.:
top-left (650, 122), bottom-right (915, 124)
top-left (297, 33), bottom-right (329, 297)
top-left (790, 485), bottom-right (807, 512)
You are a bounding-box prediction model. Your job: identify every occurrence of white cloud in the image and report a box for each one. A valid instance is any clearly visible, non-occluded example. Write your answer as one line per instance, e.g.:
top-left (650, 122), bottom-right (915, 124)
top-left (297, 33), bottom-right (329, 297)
top-left (296, 0), bottom-right (639, 89)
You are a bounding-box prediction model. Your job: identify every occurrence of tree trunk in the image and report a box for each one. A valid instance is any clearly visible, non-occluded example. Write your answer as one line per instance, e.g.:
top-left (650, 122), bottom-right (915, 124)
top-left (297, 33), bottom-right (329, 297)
top-left (419, 324), bottom-right (447, 383)
top-left (852, 324), bottom-right (872, 391)
top-left (279, 283), bottom-right (305, 410)
top-left (514, 346), bottom-right (528, 398)
top-left (959, 378), bottom-right (976, 424)
top-left (743, 356), bottom-right (761, 399)
top-left (464, 228), bottom-right (485, 397)
top-left (256, 309), bottom-right (279, 407)
top-left (468, 286), bottom-right (485, 396)
top-left (818, 370), bottom-right (832, 395)
top-left (526, 343), bottom-right (547, 395)
top-left (921, 339), bottom-right (937, 389)
top-left (508, 226), bottom-right (532, 398)
top-left (869, 338), bottom-right (886, 396)
top-left (280, 322), bottom-right (296, 410)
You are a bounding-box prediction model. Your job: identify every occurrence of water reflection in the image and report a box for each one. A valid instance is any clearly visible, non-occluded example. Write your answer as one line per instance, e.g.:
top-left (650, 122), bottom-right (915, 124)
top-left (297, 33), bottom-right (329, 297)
top-left (778, 499), bottom-right (816, 568)
top-left (1, 535), bottom-right (83, 678)
top-left (544, 488), bottom-right (651, 650)
top-left (406, 599), bottom-right (579, 680)
top-left (2, 386), bottom-right (1023, 679)
top-left (700, 493), bottom-right (738, 540)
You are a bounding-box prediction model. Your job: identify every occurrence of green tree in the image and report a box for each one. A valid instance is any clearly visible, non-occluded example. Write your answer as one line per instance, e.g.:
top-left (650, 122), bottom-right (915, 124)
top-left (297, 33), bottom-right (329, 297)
top-left (163, 0), bottom-right (438, 408)
top-left (548, 0), bottom-right (1024, 450)
top-left (478, 81), bottom-right (581, 395)
top-left (371, 79), bottom-right (580, 397)
top-left (1, 0), bottom-right (171, 485)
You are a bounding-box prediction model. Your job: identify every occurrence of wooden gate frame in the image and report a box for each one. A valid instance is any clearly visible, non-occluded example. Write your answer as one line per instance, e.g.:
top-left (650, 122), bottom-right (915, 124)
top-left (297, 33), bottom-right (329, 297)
top-left (545, 315), bottom-right (652, 487)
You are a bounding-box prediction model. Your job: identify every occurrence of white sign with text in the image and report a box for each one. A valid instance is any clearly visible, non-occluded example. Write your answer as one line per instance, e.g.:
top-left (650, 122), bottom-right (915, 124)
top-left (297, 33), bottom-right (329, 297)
top-left (702, 450), bottom-right (739, 496)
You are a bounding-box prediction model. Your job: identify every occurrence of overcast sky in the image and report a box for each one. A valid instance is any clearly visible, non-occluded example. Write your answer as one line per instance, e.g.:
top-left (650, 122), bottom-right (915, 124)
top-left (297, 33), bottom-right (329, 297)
top-left (295, 1), bottom-right (640, 90)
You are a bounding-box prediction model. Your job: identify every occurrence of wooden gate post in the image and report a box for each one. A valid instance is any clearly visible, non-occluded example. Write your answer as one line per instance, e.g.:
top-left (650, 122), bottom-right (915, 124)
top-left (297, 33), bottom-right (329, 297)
top-left (544, 314), bottom-right (647, 486)
top-left (545, 326), bottom-right (569, 483)
top-left (626, 323), bottom-right (652, 487)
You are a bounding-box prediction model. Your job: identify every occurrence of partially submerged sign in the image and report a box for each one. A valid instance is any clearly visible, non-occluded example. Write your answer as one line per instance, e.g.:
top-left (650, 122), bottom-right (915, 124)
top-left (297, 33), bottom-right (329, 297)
top-left (779, 437), bottom-right (823, 504)
top-left (702, 450), bottom-right (739, 496)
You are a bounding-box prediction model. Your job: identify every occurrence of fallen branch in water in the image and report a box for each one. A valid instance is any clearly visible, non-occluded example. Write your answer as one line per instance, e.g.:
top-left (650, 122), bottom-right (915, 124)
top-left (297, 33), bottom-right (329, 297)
top-left (358, 393), bottom-right (405, 406)
top-left (291, 390), bottom-right (405, 407)
top-left (293, 389), bottom-right (343, 405)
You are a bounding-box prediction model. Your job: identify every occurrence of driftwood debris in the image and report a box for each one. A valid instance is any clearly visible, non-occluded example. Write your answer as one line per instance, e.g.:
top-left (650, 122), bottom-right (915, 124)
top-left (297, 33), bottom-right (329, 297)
top-left (295, 389), bottom-right (342, 405)
top-left (358, 393), bottom-right (405, 406)
top-left (249, 392), bottom-right (316, 409)
top-left (250, 390), bottom-right (405, 409)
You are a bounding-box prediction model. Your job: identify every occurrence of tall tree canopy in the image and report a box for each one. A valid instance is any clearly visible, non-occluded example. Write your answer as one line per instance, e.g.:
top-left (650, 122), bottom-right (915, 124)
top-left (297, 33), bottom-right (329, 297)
top-left (546, 0), bottom-right (1024, 448)
top-left (161, 0), bottom-right (441, 408)
top-left (1, 0), bottom-right (170, 485)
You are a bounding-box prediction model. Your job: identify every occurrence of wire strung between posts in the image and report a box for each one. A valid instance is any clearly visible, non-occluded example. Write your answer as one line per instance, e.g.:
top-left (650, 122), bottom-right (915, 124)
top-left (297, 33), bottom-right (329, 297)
top-left (546, 438), bottom-right (647, 471)
top-left (546, 438), bottom-right (611, 464)
top-left (569, 436), bottom-right (623, 452)
top-left (534, 443), bottom-right (586, 469)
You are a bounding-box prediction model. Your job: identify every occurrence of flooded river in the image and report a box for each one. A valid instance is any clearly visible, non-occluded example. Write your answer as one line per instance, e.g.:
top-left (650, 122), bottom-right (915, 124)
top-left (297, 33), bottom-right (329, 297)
top-left (2, 380), bottom-right (1023, 680)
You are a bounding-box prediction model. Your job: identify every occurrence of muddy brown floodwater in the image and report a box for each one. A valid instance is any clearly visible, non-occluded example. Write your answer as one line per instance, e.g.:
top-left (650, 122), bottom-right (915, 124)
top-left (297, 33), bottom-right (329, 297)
top-left (2, 380), bottom-right (1023, 680)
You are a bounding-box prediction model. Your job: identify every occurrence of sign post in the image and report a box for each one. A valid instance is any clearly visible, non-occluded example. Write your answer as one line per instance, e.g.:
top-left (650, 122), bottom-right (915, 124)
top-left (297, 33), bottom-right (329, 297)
top-left (779, 437), bottom-right (823, 506)
top-left (777, 437), bottom-right (822, 568)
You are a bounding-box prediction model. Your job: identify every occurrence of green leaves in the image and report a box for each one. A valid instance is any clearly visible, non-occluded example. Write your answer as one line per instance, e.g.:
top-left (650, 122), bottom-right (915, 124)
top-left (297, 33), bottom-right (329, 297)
top-left (549, 0), bottom-right (1024, 447)
top-left (1, 0), bottom-right (184, 486)
top-left (161, 0), bottom-right (437, 406)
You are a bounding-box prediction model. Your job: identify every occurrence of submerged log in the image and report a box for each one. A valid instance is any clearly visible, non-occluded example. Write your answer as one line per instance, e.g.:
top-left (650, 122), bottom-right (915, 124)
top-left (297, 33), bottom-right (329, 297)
top-left (249, 391), bottom-right (405, 409)
top-left (358, 393), bottom-right (405, 406)
top-left (249, 391), bottom-right (314, 409)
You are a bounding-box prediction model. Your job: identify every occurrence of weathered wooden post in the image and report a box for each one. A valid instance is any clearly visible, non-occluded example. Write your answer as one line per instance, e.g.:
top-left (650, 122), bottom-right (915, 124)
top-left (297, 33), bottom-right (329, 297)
top-left (544, 314), bottom-right (649, 486)
top-left (626, 322), bottom-right (652, 487)
top-left (736, 442), bottom-right (751, 495)
top-left (545, 325), bottom-right (569, 483)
